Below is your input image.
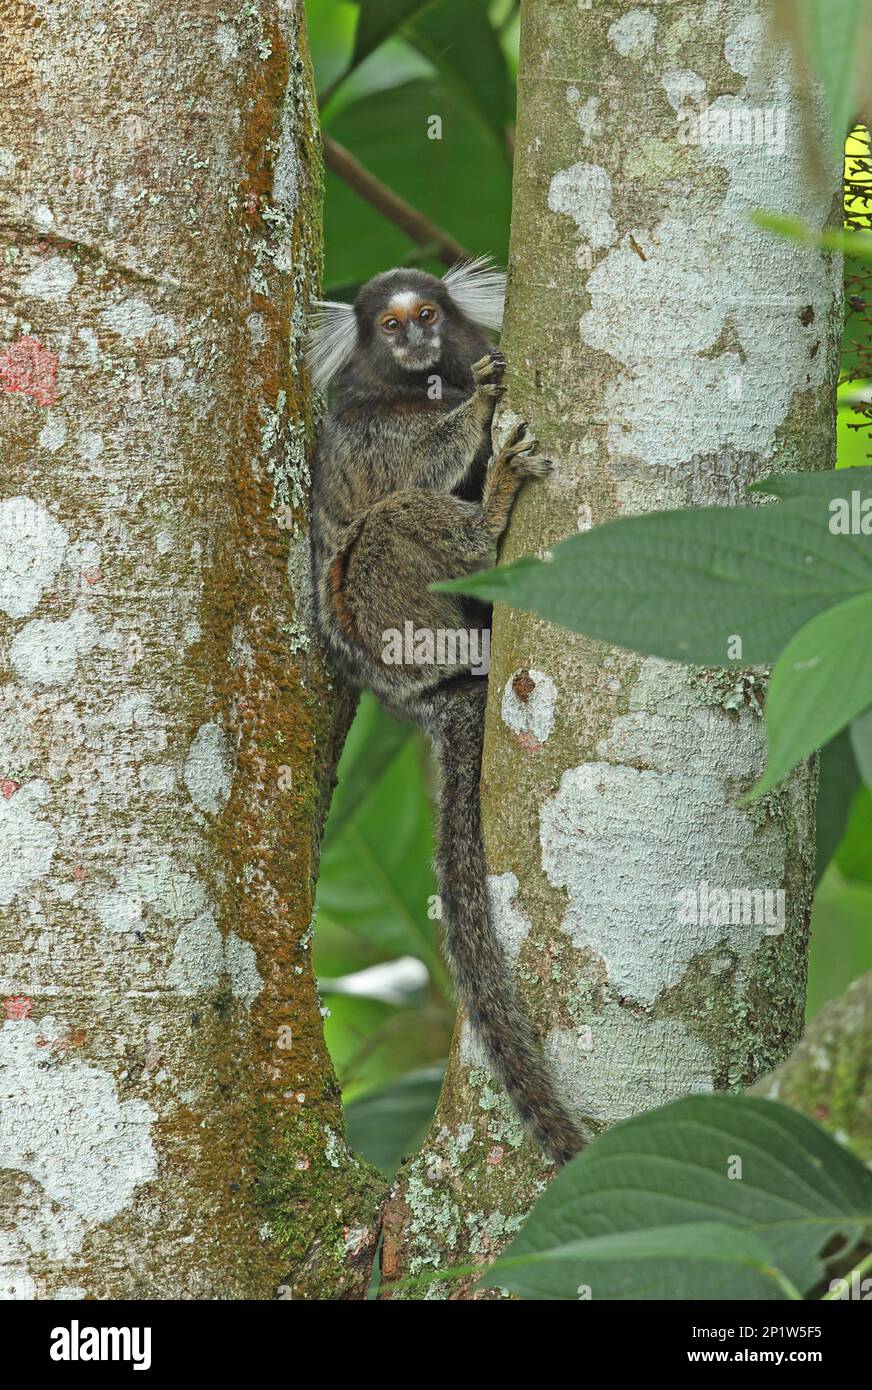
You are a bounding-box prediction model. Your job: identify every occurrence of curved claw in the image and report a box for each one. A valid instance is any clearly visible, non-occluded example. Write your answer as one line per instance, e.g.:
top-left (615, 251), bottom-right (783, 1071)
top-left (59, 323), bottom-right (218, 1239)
top-left (500, 423), bottom-right (539, 461)
top-left (503, 420), bottom-right (530, 450)
top-left (472, 349), bottom-right (507, 386)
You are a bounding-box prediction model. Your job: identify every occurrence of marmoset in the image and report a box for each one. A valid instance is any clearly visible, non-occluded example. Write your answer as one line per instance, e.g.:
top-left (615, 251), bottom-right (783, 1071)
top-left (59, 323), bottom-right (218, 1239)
top-left (308, 258), bottom-right (585, 1165)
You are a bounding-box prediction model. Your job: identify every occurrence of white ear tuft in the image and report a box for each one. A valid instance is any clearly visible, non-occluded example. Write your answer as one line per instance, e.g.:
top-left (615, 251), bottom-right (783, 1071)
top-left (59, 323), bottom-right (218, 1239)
top-left (442, 255), bottom-right (506, 331)
top-left (307, 299), bottom-right (357, 391)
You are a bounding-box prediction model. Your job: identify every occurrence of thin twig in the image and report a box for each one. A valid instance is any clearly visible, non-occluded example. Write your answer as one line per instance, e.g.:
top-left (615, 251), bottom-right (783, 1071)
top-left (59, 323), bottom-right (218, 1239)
top-left (322, 133), bottom-right (469, 268)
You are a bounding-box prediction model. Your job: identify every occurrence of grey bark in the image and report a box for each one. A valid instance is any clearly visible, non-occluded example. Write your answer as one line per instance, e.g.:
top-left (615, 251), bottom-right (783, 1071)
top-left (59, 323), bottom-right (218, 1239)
top-left (0, 0), bottom-right (383, 1300)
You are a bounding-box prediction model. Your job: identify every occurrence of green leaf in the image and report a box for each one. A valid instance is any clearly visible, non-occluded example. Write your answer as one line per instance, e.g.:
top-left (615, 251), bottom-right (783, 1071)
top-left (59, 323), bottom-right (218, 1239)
top-left (307, 0), bottom-right (359, 100)
top-left (351, 0), bottom-right (434, 68)
top-left (345, 1064), bottom-right (445, 1175)
top-left (850, 705), bottom-right (872, 790)
top-left (751, 211), bottom-right (872, 259)
top-left (434, 496), bottom-right (872, 667)
top-left (479, 1094), bottom-right (872, 1300)
top-left (808, 871), bottom-right (872, 1016)
top-left (494, 1222), bottom-right (778, 1278)
top-left (835, 783), bottom-right (872, 885)
top-left (751, 465), bottom-right (872, 502)
top-left (801, 0), bottom-right (867, 155)
top-left (746, 592), bottom-right (872, 800)
top-left (815, 729), bottom-right (862, 882)
top-left (319, 990), bottom-right (446, 1103)
top-left (323, 693), bottom-right (412, 847)
top-left (311, 914), bottom-right (391, 981)
top-left (404, 0), bottom-right (511, 147)
top-left (323, 78), bottom-right (512, 290)
top-left (315, 732), bottom-right (440, 970)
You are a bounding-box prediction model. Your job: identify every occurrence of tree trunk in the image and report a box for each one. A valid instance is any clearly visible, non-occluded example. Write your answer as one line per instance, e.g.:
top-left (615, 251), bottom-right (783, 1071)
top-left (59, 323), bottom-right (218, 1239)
top-left (0, 0), bottom-right (383, 1301)
top-left (383, 0), bottom-right (840, 1295)
top-left (752, 971), bottom-right (872, 1164)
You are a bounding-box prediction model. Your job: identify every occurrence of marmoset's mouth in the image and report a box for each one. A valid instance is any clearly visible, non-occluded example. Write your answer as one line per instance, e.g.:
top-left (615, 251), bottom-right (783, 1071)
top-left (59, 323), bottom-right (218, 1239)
top-left (394, 342), bottom-right (440, 370)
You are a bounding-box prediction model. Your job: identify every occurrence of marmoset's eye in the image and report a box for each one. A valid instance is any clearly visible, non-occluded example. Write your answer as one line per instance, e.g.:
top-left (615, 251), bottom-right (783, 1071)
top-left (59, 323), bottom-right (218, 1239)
top-left (382, 317), bottom-right (400, 333)
top-left (419, 305), bottom-right (437, 322)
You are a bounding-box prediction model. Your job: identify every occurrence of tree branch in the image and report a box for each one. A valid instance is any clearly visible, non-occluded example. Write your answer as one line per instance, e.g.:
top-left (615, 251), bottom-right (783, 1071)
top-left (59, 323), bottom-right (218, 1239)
top-left (321, 134), bottom-right (469, 268)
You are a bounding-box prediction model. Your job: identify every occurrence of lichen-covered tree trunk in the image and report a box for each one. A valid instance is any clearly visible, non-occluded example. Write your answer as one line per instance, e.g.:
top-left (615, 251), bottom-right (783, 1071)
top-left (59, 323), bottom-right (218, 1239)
top-left (383, 0), bottom-right (841, 1294)
top-left (752, 971), bottom-right (872, 1165)
top-left (0, 0), bottom-right (382, 1300)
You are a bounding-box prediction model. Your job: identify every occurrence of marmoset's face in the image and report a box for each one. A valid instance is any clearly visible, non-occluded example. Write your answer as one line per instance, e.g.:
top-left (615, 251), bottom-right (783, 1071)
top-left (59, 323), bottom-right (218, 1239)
top-left (308, 261), bottom-right (502, 393)
top-left (372, 289), bottom-right (443, 373)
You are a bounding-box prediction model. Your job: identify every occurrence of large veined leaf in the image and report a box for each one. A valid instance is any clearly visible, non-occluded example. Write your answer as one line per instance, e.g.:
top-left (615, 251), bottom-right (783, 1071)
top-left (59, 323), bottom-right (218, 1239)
top-left (405, 0), bottom-right (511, 147)
top-left (850, 704), bottom-right (872, 789)
top-left (746, 591), bottom-right (872, 799)
top-left (815, 729), bottom-right (862, 882)
top-left (351, 0), bottom-right (435, 68)
top-left (322, 693), bottom-right (413, 848)
top-left (315, 732), bottom-right (440, 972)
top-left (798, 0), bottom-right (868, 155)
top-left (323, 78), bottom-right (512, 290)
top-left (478, 1095), bottom-right (872, 1300)
top-left (808, 871), bottom-right (872, 1015)
top-left (435, 496), bottom-right (872, 667)
top-left (319, 990), bottom-right (448, 1104)
top-left (345, 1064), bottom-right (445, 1175)
top-left (836, 782), bottom-right (872, 885)
top-left (307, 0), bottom-right (359, 99)
top-left (490, 1223), bottom-right (778, 1285)
top-left (750, 464), bottom-right (872, 501)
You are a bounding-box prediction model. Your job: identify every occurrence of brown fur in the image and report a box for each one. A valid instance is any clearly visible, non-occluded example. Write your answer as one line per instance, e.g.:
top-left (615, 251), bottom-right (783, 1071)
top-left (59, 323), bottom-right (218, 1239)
top-left (327, 530), bottom-right (364, 644)
top-left (309, 268), bottom-right (586, 1165)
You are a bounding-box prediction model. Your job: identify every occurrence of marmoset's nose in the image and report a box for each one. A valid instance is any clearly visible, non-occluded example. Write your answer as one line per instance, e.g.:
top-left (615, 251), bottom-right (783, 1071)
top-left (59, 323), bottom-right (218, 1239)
top-left (407, 320), bottom-right (424, 345)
